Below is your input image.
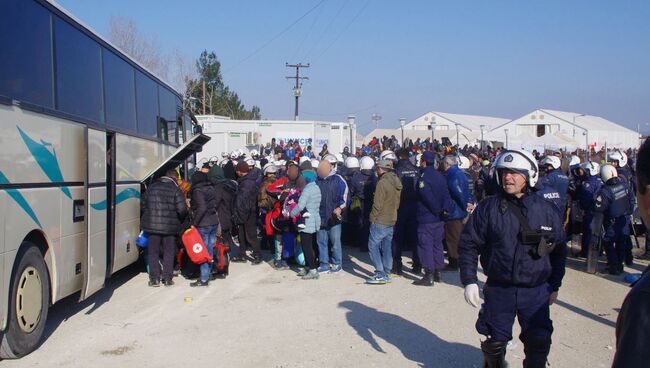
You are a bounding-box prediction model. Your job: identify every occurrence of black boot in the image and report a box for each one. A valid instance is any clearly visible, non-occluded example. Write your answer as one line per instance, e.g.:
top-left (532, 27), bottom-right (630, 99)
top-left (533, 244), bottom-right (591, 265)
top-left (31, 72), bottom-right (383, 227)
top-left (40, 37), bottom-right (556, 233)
top-left (625, 248), bottom-right (634, 266)
top-left (392, 258), bottom-right (403, 275)
top-left (444, 257), bottom-right (459, 271)
top-left (481, 339), bottom-right (508, 368)
top-left (433, 269), bottom-right (442, 282)
top-left (522, 333), bottom-right (551, 368)
top-left (412, 263), bottom-right (422, 275)
top-left (412, 270), bottom-right (434, 286)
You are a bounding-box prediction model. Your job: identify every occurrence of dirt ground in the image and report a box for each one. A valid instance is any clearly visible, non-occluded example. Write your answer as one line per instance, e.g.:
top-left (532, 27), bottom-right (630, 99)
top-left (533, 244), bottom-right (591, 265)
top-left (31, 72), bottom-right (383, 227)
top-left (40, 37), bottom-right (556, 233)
top-left (3, 244), bottom-right (645, 368)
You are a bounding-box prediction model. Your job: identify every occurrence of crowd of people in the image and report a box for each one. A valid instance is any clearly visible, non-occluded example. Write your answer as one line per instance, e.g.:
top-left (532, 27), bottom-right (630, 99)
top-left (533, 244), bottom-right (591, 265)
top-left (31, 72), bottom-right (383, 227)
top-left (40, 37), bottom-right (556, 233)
top-left (139, 134), bottom-right (648, 367)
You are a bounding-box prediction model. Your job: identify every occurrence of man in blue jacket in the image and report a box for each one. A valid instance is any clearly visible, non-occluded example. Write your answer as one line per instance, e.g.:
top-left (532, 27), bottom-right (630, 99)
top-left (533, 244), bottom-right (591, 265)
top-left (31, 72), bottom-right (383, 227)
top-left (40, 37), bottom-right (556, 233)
top-left (440, 155), bottom-right (472, 271)
top-left (392, 149), bottom-right (420, 275)
top-left (459, 149), bottom-right (566, 368)
top-left (316, 160), bottom-right (349, 273)
top-left (413, 151), bottom-right (452, 286)
top-left (539, 155), bottom-right (570, 210)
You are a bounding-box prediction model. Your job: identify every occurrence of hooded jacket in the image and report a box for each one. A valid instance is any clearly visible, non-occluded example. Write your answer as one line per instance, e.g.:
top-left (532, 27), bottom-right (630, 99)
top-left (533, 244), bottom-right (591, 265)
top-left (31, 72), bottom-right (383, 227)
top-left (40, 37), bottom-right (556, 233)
top-left (369, 170), bottom-right (403, 226)
top-left (209, 165), bottom-right (237, 231)
top-left (189, 172), bottom-right (219, 228)
top-left (233, 171), bottom-right (258, 224)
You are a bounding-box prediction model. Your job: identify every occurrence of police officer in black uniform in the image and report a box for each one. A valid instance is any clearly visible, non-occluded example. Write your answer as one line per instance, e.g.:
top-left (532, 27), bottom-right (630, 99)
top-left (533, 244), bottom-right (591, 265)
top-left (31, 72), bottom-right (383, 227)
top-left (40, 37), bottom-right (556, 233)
top-left (459, 149), bottom-right (566, 368)
top-left (391, 149), bottom-right (420, 274)
top-left (593, 164), bottom-right (635, 275)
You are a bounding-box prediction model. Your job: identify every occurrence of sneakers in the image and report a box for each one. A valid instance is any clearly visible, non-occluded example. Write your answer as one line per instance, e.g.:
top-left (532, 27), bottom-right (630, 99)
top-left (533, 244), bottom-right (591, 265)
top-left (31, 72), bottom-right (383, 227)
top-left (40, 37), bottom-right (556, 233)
top-left (317, 265), bottom-right (331, 273)
top-left (251, 256), bottom-right (263, 265)
top-left (302, 211), bottom-right (311, 219)
top-left (296, 268), bottom-right (308, 277)
top-left (302, 269), bottom-right (319, 280)
top-left (329, 264), bottom-right (342, 273)
top-left (273, 260), bottom-right (289, 270)
top-left (297, 223), bottom-right (306, 230)
top-left (148, 279), bottom-right (161, 287)
top-left (190, 280), bottom-right (209, 287)
top-left (366, 274), bottom-right (388, 285)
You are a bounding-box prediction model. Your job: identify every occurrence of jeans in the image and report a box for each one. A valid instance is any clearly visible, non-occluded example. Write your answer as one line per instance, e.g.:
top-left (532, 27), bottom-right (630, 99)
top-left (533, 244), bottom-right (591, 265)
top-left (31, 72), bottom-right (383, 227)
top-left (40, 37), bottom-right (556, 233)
top-left (317, 224), bottom-right (342, 267)
top-left (197, 225), bottom-right (217, 282)
top-left (368, 223), bottom-right (394, 277)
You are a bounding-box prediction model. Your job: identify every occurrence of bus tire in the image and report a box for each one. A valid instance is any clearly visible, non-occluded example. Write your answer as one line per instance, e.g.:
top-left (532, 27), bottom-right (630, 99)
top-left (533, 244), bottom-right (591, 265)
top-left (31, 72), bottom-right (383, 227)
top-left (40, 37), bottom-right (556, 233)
top-left (0, 243), bottom-right (50, 359)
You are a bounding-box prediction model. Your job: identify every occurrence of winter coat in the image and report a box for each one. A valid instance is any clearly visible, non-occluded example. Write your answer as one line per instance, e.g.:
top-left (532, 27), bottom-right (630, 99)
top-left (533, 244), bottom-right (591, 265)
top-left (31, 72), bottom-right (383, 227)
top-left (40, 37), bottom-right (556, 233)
top-left (141, 176), bottom-right (188, 235)
top-left (416, 166), bottom-right (453, 224)
top-left (445, 166), bottom-right (471, 221)
top-left (258, 175), bottom-right (278, 211)
top-left (369, 171), bottom-right (403, 226)
top-left (189, 173), bottom-right (219, 228)
top-left (316, 172), bottom-right (348, 229)
top-left (459, 192), bottom-right (566, 291)
top-left (233, 172), bottom-right (258, 224)
top-left (289, 181), bottom-right (322, 233)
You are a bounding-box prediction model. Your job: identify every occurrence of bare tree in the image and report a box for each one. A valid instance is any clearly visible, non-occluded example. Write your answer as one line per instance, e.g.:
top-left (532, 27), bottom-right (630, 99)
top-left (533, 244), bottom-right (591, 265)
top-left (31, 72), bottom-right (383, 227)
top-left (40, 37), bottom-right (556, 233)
top-left (109, 16), bottom-right (168, 79)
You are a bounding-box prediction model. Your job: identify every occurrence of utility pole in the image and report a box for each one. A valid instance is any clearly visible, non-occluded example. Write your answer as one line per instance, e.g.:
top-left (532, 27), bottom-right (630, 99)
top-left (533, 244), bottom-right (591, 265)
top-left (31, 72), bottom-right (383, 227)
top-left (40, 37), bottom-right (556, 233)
top-left (202, 80), bottom-right (206, 115)
top-left (285, 63), bottom-right (310, 121)
top-left (371, 113), bottom-right (382, 129)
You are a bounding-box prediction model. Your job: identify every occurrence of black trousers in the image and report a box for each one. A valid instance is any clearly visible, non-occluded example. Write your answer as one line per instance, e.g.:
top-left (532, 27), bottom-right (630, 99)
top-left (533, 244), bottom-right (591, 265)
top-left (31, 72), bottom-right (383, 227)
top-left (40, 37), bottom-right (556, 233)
top-left (238, 216), bottom-right (261, 258)
top-left (300, 232), bottom-right (318, 269)
top-left (148, 234), bottom-right (176, 281)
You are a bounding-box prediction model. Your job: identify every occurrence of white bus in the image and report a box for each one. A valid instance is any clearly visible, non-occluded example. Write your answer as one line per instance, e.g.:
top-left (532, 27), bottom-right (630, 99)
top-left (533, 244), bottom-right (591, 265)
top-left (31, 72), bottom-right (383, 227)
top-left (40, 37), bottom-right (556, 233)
top-left (0, 0), bottom-right (209, 358)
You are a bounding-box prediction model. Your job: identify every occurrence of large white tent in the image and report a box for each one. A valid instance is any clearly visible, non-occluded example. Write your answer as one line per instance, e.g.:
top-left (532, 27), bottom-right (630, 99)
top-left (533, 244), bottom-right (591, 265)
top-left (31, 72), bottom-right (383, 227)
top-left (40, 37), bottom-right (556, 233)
top-left (487, 109), bottom-right (639, 150)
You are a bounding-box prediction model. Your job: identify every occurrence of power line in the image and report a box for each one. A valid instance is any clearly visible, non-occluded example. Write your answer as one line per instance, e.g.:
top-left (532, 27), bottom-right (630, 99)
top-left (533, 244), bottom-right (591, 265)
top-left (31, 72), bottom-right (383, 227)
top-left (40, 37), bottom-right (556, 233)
top-left (304, 0), bottom-right (349, 61)
top-left (224, 0), bottom-right (325, 73)
top-left (290, 0), bottom-right (326, 61)
top-left (313, 0), bottom-right (370, 63)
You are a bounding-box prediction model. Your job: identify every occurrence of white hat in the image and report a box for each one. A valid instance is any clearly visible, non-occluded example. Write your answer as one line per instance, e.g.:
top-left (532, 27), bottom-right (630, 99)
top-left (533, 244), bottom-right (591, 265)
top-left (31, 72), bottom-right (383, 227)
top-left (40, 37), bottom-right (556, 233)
top-left (360, 156), bottom-right (375, 171)
top-left (345, 156), bottom-right (360, 169)
top-left (600, 164), bottom-right (618, 183)
top-left (494, 149), bottom-right (539, 187)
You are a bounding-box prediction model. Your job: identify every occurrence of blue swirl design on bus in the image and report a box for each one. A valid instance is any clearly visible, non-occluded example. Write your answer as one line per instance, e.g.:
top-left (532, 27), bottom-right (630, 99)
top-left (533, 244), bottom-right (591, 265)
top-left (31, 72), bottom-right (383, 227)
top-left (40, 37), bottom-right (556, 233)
top-left (0, 171), bottom-right (43, 228)
top-left (17, 126), bottom-right (72, 199)
top-left (90, 188), bottom-right (140, 211)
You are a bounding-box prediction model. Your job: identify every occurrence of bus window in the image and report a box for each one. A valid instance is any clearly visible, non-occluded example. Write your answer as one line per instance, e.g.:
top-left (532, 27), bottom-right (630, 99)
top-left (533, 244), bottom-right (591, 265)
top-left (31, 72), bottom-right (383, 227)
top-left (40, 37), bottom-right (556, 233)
top-left (135, 70), bottom-right (159, 137)
top-left (103, 50), bottom-right (136, 132)
top-left (54, 16), bottom-right (104, 123)
top-left (0, 0), bottom-right (53, 107)
top-left (158, 86), bottom-right (179, 143)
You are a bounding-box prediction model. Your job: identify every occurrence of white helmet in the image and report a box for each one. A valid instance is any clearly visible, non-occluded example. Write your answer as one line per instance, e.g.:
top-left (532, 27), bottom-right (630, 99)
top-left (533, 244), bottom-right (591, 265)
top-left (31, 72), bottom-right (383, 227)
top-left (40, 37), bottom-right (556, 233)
top-left (245, 158), bottom-right (255, 167)
top-left (299, 156), bottom-right (310, 165)
top-left (415, 153), bottom-right (423, 167)
top-left (600, 164), bottom-right (618, 183)
top-left (540, 155), bottom-right (561, 170)
top-left (263, 163), bottom-right (278, 175)
top-left (334, 153), bottom-right (344, 164)
top-left (569, 155), bottom-right (581, 167)
top-left (249, 149), bottom-right (259, 158)
top-left (277, 159), bottom-right (287, 167)
top-left (494, 149), bottom-right (539, 188)
top-left (230, 150), bottom-right (240, 159)
top-left (209, 156), bottom-right (219, 165)
top-left (380, 150), bottom-right (397, 161)
top-left (310, 158), bottom-right (320, 168)
top-left (345, 156), bottom-right (360, 169)
top-left (360, 156), bottom-right (375, 171)
top-left (579, 161), bottom-right (599, 177)
top-left (218, 158), bottom-right (228, 167)
top-left (609, 150), bottom-right (628, 167)
top-left (323, 154), bottom-right (337, 165)
top-left (458, 155), bottom-right (471, 170)
top-left (221, 152), bottom-right (228, 158)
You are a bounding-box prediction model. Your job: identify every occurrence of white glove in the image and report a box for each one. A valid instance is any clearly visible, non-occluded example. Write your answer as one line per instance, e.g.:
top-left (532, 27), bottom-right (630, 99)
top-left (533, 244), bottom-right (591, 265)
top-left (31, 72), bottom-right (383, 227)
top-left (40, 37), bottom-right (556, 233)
top-left (464, 283), bottom-right (482, 308)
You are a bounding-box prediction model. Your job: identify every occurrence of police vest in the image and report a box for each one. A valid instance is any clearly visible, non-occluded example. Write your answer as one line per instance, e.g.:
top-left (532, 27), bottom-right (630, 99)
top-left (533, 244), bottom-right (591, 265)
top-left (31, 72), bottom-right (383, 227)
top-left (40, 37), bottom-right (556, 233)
top-left (463, 170), bottom-right (475, 197)
top-left (607, 182), bottom-right (632, 218)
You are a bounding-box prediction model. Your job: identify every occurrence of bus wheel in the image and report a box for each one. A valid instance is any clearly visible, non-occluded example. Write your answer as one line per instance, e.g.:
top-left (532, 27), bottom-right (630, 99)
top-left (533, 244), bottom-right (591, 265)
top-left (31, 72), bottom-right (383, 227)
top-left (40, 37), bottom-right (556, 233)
top-left (0, 243), bottom-right (50, 359)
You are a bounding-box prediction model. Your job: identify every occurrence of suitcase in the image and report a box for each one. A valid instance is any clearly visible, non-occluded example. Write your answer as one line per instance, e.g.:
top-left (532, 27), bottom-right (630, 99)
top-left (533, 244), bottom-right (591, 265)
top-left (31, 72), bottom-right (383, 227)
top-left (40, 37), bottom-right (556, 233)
top-left (181, 226), bottom-right (213, 264)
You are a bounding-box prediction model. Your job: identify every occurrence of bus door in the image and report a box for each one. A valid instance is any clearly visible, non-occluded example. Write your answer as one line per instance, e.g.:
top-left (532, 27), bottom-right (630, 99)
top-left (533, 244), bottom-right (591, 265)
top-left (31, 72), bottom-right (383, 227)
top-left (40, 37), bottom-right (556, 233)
top-left (80, 127), bottom-right (108, 301)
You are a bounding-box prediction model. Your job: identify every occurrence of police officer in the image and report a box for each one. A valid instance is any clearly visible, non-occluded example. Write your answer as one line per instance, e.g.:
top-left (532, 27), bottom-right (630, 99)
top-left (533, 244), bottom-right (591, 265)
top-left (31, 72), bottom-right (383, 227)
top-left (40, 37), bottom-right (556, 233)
top-left (576, 162), bottom-right (602, 258)
top-left (538, 155), bottom-right (570, 209)
top-left (459, 149), bottom-right (566, 367)
top-left (392, 148), bottom-right (420, 275)
top-left (593, 164), bottom-right (635, 275)
top-left (350, 156), bottom-right (377, 251)
top-left (413, 151), bottom-right (452, 286)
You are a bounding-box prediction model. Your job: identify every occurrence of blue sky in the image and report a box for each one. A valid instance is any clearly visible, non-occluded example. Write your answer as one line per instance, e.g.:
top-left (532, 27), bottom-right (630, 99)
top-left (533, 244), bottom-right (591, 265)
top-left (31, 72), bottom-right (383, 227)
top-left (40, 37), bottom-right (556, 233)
top-left (57, 0), bottom-right (650, 134)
